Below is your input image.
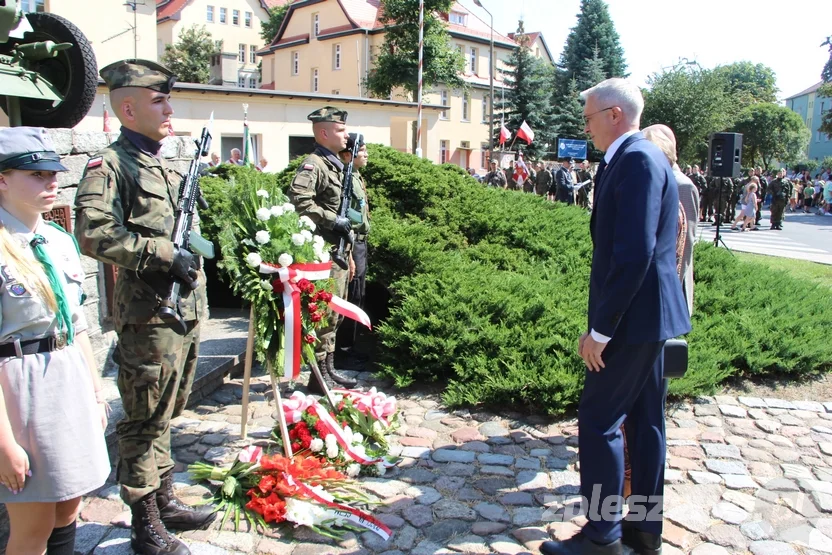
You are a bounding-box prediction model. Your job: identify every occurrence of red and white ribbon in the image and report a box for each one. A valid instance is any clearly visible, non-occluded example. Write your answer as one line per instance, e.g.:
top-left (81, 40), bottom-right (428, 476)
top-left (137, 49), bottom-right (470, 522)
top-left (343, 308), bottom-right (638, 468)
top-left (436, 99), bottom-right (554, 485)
top-left (314, 398), bottom-right (386, 465)
top-left (284, 473), bottom-right (392, 540)
top-left (259, 261), bottom-right (370, 380)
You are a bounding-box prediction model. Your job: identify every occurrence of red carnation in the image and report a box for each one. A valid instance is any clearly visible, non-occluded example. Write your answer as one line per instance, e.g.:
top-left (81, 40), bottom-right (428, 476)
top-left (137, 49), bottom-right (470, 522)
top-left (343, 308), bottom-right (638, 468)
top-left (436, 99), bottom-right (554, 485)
top-left (304, 334), bottom-right (316, 344)
top-left (307, 406), bottom-right (318, 417)
top-left (310, 313), bottom-right (322, 323)
top-left (319, 291), bottom-right (333, 302)
top-left (314, 420), bottom-right (328, 435)
top-left (307, 302), bottom-right (318, 312)
top-left (297, 278), bottom-right (314, 294)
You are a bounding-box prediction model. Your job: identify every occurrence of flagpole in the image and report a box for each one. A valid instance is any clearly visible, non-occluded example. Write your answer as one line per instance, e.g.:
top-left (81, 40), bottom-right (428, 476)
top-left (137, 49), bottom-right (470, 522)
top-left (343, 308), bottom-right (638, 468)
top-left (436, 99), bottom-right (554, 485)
top-left (414, 0), bottom-right (425, 158)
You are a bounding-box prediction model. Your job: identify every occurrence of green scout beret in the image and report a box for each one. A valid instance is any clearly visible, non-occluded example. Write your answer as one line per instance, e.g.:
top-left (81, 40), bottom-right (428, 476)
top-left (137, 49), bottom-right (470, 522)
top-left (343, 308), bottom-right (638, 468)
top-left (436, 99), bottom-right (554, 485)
top-left (99, 58), bottom-right (177, 93)
top-left (0, 127), bottom-right (67, 172)
top-left (308, 106), bottom-right (348, 124)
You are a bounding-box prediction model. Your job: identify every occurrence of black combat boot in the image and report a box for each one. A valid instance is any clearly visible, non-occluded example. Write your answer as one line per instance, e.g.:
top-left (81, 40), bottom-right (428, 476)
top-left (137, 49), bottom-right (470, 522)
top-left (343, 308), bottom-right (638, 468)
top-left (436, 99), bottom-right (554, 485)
top-left (326, 351), bottom-right (357, 387)
top-left (130, 493), bottom-right (191, 555)
top-left (156, 471), bottom-right (217, 531)
top-left (306, 358), bottom-right (335, 395)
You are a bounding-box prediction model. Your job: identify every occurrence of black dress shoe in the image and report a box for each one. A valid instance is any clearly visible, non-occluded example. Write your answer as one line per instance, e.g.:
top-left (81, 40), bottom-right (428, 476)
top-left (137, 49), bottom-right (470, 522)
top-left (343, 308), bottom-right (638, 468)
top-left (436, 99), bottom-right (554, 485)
top-left (621, 525), bottom-right (662, 555)
top-left (540, 534), bottom-right (623, 555)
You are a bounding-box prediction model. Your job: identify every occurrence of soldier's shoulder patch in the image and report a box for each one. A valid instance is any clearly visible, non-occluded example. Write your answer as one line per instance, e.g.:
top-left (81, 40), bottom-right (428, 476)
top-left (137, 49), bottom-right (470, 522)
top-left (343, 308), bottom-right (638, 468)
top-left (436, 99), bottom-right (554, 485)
top-left (302, 163), bottom-right (315, 171)
top-left (87, 156), bottom-right (103, 169)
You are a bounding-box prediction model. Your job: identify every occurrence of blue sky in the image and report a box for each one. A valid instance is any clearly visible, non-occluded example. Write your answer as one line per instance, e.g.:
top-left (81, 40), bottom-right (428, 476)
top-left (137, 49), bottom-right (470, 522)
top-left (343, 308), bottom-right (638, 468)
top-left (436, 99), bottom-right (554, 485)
top-left (460, 0), bottom-right (830, 101)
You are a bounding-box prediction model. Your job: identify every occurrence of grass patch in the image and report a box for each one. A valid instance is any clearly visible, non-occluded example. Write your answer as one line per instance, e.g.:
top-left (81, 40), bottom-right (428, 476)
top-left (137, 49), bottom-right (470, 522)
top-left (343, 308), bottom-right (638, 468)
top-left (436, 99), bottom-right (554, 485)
top-left (734, 252), bottom-right (832, 290)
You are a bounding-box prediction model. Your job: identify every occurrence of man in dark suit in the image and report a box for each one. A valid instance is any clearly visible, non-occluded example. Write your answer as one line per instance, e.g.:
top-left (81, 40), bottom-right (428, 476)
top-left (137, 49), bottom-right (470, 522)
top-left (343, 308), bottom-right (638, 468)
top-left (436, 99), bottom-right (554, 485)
top-left (556, 158), bottom-right (575, 204)
top-left (541, 78), bottom-right (691, 555)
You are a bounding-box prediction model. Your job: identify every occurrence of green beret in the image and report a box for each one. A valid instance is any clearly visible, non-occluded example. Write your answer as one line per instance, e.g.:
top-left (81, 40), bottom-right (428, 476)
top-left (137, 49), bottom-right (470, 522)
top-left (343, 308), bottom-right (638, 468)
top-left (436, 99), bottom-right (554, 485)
top-left (100, 58), bottom-right (177, 93)
top-left (308, 106), bottom-right (348, 124)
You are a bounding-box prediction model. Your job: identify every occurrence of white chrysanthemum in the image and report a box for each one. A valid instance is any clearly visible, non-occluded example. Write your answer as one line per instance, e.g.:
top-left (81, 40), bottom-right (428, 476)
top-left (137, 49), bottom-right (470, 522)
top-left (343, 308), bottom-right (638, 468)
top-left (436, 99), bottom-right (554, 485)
top-left (352, 432), bottom-right (364, 445)
top-left (291, 233), bottom-right (305, 246)
top-left (324, 434), bottom-right (337, 447)
top-left (310, 438), bottom-right (324, 453)
top-left (342, 425), bottom-right (353, 444)
top-left (300, 229), bottom-right (313, 242)
top-left (299, 215), bottom-right (316, 231)
top-left (245, 252), bottom-right (262, 268)
top-left (375, 462), bottom-right (387, 476)
top-left (351, 443), bottom-right (366, 459)
top-left (255, 207), bottom-right (271, 221)
top-left (260, 279), bottom-right (272, 291)
top-left (278, 253), bottom-right (293, 267)
top-left (282, 202), bottom-right (295, 213)
top-left (255, 230), bottom-right (270, 244)
top-left (331, 394), bottom-right (343, 405)
top-left (318, 250), bottom-right (331, 263)
top-left (256, 189), bottom-right (269, 198)
top-left (326, 444), bottom-right (339, 459)
top-left (346, 464), bottom-right (361, 477)
top-left (270, 205), bottom-right (284, 217)
top-left (313, 234), bottom-right (325, 246)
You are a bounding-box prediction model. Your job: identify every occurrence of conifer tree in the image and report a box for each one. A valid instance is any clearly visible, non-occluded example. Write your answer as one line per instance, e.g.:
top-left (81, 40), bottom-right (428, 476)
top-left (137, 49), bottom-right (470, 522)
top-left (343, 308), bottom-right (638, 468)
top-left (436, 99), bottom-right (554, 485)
top-left (560, 0), bottom-right (627, 89)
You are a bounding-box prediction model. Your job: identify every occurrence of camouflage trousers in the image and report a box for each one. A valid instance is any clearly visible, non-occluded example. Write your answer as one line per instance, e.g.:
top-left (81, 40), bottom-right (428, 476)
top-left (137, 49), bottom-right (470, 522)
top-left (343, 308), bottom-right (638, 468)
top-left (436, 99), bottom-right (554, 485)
top-left (770, 200), bottom-right (786, 226)
top-left (116, 321), bottom-right (200, 505)
top-left (315, 262), bottom-right (350, 362)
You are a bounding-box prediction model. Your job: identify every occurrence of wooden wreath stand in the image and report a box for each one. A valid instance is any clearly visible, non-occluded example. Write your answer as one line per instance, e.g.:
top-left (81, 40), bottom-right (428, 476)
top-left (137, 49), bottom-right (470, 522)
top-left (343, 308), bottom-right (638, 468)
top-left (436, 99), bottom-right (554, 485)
top-left (238, 305), bottom-right (335, 456)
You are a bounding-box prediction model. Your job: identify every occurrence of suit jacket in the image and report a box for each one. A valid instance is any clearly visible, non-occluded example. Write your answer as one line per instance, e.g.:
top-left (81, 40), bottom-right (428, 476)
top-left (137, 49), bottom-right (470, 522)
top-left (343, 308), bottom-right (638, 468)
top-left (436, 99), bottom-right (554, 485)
top-left (588, 132), bottom-right (691, 344)
top-left (556, 167), bottom-right (574, 204)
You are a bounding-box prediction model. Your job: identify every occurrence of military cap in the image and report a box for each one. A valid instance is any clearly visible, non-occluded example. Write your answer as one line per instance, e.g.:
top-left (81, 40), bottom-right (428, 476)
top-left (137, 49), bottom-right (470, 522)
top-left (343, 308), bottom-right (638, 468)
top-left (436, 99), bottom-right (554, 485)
top-left (308, 106), bottom-right (348, 124)
top-left (0, 127), bottom-right (67, 172)
top-left (342, 132), bottom-right (365, 153)
top-left (99, 58), bottom-right (177, 93)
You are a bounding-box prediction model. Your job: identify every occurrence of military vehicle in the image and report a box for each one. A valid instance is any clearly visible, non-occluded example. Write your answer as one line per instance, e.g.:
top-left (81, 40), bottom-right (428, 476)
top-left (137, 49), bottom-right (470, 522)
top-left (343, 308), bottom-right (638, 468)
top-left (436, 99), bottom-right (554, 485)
top-left (1, 0), bottom-right (97, 128)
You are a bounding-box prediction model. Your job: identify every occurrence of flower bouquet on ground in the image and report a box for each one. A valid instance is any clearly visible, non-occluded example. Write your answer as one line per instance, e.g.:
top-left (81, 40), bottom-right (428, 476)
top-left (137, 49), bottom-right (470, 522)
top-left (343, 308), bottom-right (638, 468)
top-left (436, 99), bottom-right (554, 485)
top-left (188, 445), bottom-right (391, 540)
top-left (276, 390), bottom-right (401, 476)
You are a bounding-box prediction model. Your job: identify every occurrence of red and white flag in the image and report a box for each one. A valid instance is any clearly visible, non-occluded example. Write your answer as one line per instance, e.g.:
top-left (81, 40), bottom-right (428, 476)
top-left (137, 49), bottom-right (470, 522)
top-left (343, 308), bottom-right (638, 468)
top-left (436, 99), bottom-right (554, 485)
top-left (513, 152), bottom-right (529, 184)
top-left (103, 100), bottom-right (112, 132)
top-left (499, 116), bottom-right (511, 146)
top-left (517, 120), bottom-right (534, 144)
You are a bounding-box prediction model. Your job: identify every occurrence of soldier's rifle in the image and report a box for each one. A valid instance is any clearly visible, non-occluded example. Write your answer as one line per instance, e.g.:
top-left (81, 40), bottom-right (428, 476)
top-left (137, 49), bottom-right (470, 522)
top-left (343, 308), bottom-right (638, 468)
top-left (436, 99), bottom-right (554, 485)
top-left (156, 113), bottom-right (216, 333)
top-left (332, 132), bottom-right (364, 271)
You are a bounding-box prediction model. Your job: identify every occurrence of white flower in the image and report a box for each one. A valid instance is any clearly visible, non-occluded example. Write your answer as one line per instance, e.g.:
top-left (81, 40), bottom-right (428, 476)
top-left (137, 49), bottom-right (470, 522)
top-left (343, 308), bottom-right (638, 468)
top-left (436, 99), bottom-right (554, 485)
top-left (318, 250), bottom-right (331, 263)
top-left (342, 425), bottom-right (353, 444)
top-left (326, 444), bottom-right (339, 459)
top-left (282, 202), bottom-right (295, 213)
top-left (256, 207), bottom-right (271, 221)
top-left (245, 252), bottom-right (262, 268)
top-left (346, 464), bottom-right (361, 477)
top-left (310, 438), bottom-right (324, 453)
top-left (299, 215), bottom-right (316, 231)
top-left (255, 230), bottom-right (270, 244)
top-left (260, 279), bottom-right (272, 291)
top-left (313, 234), bottom-right (325, 247)
top-left (351, 443), bottom-right (366, 459)
top-left (285, 498), bottom-right (330, 527)
top-left (270, 205), bottom-right (285, 217)
top-left (278, 253), bottom-right (293, 267)
top-left (324, 434), bottom-right (337, 448)
top-left (256, 189), bottom-right (269, 198)
top-left (375, 462), bottom-right (387, 476)
top-left (300, 229), bottom-right (313, 243)
top-left (291, 233), bottom-right (306, 246)
top-left (331, 394), bottom-right (343, 405)
top-left (352, 432), bottom-right (364, 445)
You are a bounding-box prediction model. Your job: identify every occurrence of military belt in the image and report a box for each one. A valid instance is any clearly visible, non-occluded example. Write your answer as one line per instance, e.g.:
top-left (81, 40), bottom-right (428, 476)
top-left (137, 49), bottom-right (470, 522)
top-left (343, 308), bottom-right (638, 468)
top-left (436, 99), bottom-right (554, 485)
top-left (0, 334), bottom-right (67, 358)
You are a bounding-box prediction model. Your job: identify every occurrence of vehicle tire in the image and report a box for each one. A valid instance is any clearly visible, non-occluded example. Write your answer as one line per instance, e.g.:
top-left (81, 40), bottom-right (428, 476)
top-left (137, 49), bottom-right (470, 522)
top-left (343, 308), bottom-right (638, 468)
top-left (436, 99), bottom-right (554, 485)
top-left (0, 12), bottom-right (98, 129)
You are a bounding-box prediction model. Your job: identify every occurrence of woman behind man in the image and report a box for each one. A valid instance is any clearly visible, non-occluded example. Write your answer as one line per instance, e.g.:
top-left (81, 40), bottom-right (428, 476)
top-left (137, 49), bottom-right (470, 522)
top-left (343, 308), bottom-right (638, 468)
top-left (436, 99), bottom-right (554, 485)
top-left (0, 127), bottom-right (110, 554)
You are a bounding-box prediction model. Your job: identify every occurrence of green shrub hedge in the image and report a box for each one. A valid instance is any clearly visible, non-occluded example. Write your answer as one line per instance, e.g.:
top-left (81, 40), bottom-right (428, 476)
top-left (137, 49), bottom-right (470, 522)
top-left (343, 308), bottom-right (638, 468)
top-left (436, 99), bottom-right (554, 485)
top-left (200, 147), bottom-right (832, 416)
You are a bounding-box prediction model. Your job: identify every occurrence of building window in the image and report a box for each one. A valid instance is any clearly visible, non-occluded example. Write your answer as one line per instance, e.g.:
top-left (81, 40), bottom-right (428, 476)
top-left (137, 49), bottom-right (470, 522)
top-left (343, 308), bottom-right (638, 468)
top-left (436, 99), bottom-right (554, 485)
top-left (238, 74), bottom-right (246, 88)
top-left (21, 0), bottom-right (44, 12)
top-left (238, 43), bottom-right (246, 63)
top-left (469, 47), bottom-right (477, 74)
top-left (333, 44), bottom-right (341, 70)
top-left (245, 11), bottom-right (252, 28)
top-left (219, 7), bottom-right (227, 23)
top-left (481, 143), bottom-right (489, 168)
top-left (482, 95), bottom-right (489, 123)
top-left (232, 9), bottom-right (240, 25)
top-left (449, 11), bottom-right (466, 25)
top-left (332, 89), bottom-right (340, 95)
top-left (462, 93), bottom-right (470, 121)
top-left (206, 5), bottom-right (214, 22)
top-left (250, 45), bottom-right (257, 64)
top-left (440, 90), bottom-right (449, 120)
top-left (214, 39), bottom-right (223, 52)
top-left (249, 76), bottom-right (258, 89)
top-left (292, 51), bottom-right (299, 75)
top-left (440, 140), bottom-right (449, 164)
top-left (312, 68), bottom-right (319, 92)
top-left (313, 13), bottom-right (320, 36)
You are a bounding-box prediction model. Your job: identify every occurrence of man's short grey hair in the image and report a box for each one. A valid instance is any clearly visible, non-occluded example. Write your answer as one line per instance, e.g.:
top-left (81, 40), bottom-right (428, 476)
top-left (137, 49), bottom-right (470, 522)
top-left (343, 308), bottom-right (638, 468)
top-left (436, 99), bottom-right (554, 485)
top-left (580, 78), bottom-right (644, 126)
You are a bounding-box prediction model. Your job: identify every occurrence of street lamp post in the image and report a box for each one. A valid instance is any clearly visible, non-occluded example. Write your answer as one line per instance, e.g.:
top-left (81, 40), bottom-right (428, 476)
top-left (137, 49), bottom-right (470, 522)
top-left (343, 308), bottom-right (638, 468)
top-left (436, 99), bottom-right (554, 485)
top-left (473, 0), bottom-right (494, 161)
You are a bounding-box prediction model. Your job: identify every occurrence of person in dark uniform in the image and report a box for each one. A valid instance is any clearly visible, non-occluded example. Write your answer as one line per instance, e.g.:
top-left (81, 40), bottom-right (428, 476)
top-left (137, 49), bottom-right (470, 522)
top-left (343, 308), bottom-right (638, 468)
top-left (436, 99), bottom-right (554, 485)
top-left (689, 165), bottom-right (708, 221)
top-left (768, 168), bottom-right (792, 230)
top-left (483, 160), bottom-right (507, 188)
top-left (576, 160), bottom-right (593, 208)
top-left (556, 158), bottom-right (575, 204)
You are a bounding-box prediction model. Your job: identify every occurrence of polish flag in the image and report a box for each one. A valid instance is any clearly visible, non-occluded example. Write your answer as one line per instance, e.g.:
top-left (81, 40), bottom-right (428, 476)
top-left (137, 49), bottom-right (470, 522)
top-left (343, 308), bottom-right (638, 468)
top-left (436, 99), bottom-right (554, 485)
top-left (103, 100), bottom-right (112, 132)
top-left (517, 120), bottom-right (534, 144)
top-left (499, 116), bottom-right (511, 146)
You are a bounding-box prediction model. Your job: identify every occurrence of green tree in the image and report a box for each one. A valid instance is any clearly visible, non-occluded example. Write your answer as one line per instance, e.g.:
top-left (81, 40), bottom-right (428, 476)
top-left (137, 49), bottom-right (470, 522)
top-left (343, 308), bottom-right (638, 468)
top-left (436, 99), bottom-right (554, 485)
top-left (712, 61), bottom-right (778, 107)
top-left (494, 24), bottom-right (554, 159)
top-left (365, 0), bottom-right (465, 101)
top-left (551, 78), bottom-right (585, 143)
top-left (820, 36), bottom-right (832, 135)
top-left (733, 103), bottom-right (810, 168)
top-left (161, 25), bottom-right (217, 84)
top-left (260, 4), bottom-right (290, 44)
top-left (642, 67), bottom-right (734, 165)
top-left (559, 0), bottom-right (627, 90)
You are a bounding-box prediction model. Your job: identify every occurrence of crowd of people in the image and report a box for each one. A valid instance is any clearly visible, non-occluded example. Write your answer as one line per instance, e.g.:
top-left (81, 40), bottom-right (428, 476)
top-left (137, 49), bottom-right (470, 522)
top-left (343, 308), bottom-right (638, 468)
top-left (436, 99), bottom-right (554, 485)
top-left (476, 157), bottom-right (597, 208)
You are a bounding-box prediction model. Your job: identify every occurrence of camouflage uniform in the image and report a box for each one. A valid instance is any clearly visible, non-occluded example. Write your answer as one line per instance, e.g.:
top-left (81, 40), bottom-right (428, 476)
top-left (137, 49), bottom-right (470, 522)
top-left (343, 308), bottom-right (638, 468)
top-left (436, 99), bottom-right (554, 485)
top-left (73, 61), bottom-right (206, 508)
top-left (339, 163), bottom-right (371, 352)
top-left (690, 172), bottom-right (709, 221)
top-left (287, 108), bottom-right (350, 366)
top-left (484, 167), bottom-right (507, 188)
top-left (756, 173), bottom-right (768, 224)
top-left (535, 166), bottom-right (553, 196)
top-left (768, 175), bottom-right (792, 229)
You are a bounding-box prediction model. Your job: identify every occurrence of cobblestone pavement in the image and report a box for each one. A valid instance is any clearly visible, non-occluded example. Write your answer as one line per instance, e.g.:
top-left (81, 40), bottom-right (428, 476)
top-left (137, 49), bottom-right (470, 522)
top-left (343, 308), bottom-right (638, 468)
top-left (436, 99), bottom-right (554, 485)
top-left (74, 369), bottom-right (832, 555)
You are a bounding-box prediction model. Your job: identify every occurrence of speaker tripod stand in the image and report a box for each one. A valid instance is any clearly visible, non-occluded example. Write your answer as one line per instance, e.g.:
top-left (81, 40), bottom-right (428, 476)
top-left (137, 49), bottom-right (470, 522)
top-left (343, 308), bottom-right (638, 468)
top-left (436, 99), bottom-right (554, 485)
top-left (711, 176), bottom-right (734, 255)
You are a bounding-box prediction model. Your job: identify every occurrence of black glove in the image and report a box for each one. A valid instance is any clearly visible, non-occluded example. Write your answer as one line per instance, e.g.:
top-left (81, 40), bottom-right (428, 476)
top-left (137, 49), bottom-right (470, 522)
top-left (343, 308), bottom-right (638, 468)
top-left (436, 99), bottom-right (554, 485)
top-left (170, 247), bottom-right (199, 289)
top-left (332, 216), bottom-right (353, 238)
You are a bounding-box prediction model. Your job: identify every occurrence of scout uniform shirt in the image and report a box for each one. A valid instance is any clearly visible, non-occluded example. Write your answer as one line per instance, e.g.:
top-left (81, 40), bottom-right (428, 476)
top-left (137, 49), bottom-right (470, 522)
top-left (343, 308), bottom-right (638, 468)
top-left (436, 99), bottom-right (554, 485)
top-left (0, 206), bottom-right (87, 345)
top-left (288, 145), bottom-right (345, 246)
top-left (74, 133), bottom-right (207, 332)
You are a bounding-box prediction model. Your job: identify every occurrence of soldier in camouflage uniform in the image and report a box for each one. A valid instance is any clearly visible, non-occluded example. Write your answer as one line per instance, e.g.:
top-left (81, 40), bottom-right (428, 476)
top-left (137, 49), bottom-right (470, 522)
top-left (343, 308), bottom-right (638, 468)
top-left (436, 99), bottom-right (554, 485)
top-left (287, 107), bottom-right (357, 391)
top-left (483, 160), bottom-right (507, 188)
top-left (689, 165), bottom-right (709, 221)
top-left (768, 168), bottom-right (792, 230)
top-left (73, 59), bottom-right (214, 555)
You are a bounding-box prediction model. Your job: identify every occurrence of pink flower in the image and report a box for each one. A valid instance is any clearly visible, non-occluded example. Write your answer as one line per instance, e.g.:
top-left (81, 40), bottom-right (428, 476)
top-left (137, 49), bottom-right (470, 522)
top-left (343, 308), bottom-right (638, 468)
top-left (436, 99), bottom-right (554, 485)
top-left (238, 445), bottom-right (264, 464)
top-left (282, 391), bottom-right (315, 424)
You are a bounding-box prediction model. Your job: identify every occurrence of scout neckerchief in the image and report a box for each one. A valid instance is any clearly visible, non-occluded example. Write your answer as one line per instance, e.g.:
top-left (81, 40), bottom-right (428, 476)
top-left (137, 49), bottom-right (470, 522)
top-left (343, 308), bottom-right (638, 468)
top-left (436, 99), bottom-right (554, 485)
top-left (29, 224), bottom-right (74, 345)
